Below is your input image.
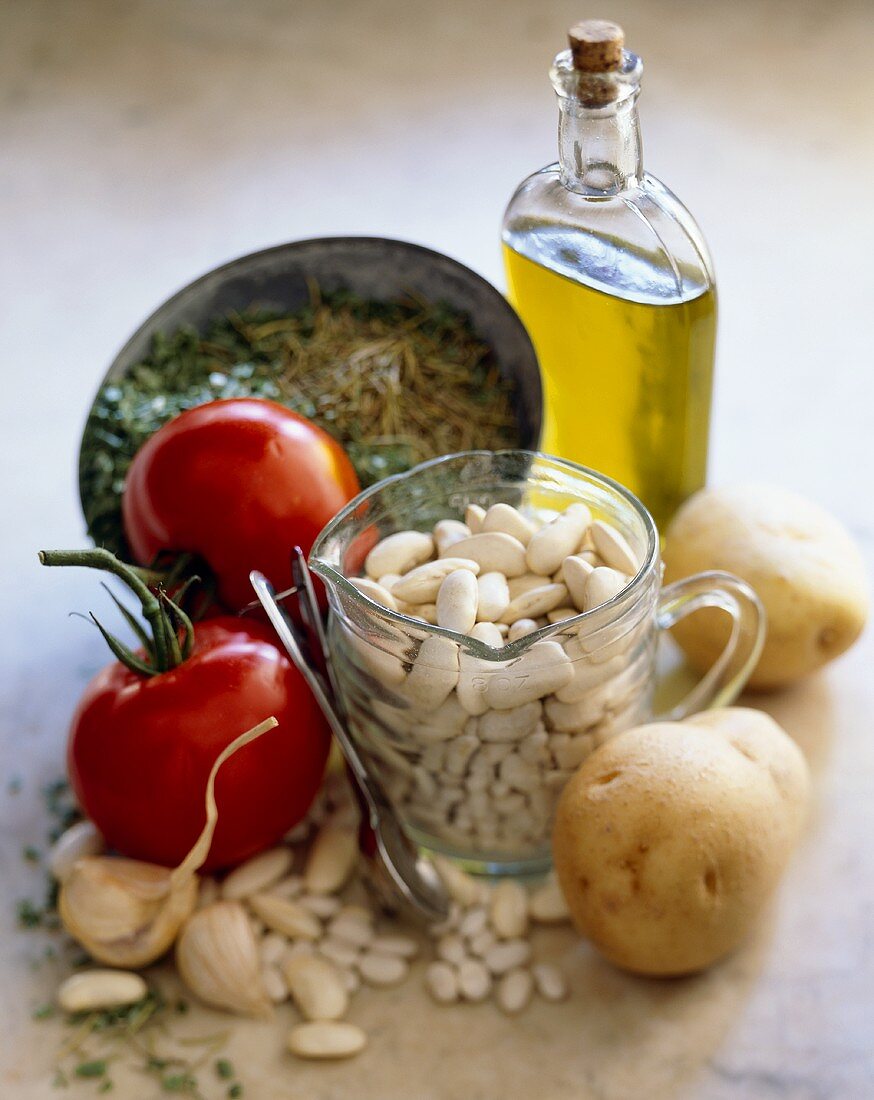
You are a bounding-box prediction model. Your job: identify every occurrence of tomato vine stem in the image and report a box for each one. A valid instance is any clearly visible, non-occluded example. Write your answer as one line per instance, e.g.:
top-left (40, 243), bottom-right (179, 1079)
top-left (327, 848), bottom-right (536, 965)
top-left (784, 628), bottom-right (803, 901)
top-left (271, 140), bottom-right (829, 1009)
top-left (38, 548), bottom-right (193, 676)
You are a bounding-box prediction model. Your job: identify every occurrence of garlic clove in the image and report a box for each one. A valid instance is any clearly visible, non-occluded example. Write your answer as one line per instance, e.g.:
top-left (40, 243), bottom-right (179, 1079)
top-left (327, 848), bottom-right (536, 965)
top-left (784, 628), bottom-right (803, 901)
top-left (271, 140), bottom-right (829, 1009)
top-left (59, 857), bottom-right (198, 969)
top-left (58, 717), bottom-right (278, 969)
top-left (176, 900), bottom-right (271, 1017)
top-left (48, 821), bottom-right (104, 883)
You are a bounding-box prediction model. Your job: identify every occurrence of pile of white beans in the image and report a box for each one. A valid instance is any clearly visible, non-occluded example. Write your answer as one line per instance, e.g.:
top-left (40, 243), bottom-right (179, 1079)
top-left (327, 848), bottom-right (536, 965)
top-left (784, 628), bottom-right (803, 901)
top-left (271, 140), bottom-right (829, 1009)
top-left (332, 499), bottom-right (653, 861)
top-left (212, 776), bottom-right (571, 1059)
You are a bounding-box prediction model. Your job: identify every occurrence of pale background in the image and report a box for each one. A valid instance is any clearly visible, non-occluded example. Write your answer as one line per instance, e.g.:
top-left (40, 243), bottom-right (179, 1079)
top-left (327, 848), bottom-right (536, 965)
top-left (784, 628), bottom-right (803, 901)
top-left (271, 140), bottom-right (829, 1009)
top-left (1, 1), bottom-right (872, 1097)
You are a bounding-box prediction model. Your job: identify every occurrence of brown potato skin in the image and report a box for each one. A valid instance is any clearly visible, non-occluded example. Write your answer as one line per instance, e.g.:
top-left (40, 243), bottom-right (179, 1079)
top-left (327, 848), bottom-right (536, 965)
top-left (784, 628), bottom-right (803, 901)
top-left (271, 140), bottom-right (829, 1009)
top-left (552, 710), bottom-right (809, 976)
top-left (663, 484), bottom-right (868, 690)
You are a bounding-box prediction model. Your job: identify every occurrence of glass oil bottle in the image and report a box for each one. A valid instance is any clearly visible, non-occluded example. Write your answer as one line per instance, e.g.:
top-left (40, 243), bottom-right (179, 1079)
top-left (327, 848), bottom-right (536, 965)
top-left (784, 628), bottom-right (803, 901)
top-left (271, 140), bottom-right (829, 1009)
top-left (502, 20), bottom-right (716, 529)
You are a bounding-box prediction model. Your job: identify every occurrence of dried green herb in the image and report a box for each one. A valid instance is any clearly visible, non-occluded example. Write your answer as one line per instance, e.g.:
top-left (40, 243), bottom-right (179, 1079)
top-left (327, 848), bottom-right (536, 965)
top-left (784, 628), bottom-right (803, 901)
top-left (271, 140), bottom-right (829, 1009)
top-left (215, 1060), bottom-right (234, 1080)
top-left (74, 1060), bottom-right (107, 1079)
top-left (80, 286), bottom-right (520, 558)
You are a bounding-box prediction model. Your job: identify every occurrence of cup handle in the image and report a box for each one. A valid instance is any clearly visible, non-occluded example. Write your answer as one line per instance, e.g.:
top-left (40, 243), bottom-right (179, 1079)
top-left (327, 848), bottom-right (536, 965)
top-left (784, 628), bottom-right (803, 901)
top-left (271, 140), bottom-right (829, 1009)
top-left (654, 570), bottom-right (766, 721)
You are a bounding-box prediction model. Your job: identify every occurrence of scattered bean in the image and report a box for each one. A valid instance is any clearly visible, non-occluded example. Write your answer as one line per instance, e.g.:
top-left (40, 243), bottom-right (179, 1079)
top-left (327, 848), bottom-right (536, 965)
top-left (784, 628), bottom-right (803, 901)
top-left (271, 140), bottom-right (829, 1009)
top-left (222, 847), bottom-right (293, 900)
top-left (287, 1021), bottom-right (367, 1060)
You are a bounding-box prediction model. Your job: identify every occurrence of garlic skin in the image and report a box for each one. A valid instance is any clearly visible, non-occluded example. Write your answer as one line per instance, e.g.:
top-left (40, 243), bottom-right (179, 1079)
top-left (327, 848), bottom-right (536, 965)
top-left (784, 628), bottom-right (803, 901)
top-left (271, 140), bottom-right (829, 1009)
top-left (59, 857), bottom-right (198, 968)
top-left (176, 900), bottom-right (271, 1017)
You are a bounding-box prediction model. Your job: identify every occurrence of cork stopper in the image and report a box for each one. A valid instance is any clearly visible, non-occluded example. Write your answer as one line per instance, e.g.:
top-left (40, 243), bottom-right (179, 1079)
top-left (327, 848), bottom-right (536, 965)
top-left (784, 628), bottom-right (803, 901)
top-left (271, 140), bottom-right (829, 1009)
top-left (568, 20), bottom-right (624, 73)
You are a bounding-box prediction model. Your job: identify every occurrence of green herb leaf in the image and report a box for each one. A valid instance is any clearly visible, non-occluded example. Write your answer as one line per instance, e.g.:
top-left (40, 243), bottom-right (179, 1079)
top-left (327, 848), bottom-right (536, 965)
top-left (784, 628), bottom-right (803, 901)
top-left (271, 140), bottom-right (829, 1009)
top-left (74, 1060), bottom-right (107, 1078)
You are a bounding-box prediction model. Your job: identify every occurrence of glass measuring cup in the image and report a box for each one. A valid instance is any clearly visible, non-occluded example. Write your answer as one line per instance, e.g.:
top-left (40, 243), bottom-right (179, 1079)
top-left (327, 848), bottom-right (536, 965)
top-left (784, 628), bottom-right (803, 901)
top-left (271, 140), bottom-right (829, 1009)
top-left (310, 451), bottom-right (763, 876)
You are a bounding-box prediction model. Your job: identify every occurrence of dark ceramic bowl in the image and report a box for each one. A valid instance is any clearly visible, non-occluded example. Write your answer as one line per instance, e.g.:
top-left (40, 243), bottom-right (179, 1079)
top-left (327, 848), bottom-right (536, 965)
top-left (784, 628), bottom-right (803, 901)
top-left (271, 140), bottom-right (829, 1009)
top-left (77, 236), bottom-right (542, 532)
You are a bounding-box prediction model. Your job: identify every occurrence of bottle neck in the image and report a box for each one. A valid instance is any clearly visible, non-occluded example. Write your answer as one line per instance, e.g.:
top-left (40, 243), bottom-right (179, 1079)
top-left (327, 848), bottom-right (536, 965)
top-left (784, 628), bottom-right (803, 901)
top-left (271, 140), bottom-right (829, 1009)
top-left (550, 46), bottom-right (645, 196)
top-left (558, 92), bottom-right (643, 195)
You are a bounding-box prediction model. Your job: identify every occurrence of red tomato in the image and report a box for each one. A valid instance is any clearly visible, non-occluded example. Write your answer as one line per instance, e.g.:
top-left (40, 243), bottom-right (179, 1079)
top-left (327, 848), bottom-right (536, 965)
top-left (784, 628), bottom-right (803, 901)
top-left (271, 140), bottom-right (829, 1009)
top-left (122, 398), bottom-right (360, 610)
top-left (67, 617), bottom-right (330, 871)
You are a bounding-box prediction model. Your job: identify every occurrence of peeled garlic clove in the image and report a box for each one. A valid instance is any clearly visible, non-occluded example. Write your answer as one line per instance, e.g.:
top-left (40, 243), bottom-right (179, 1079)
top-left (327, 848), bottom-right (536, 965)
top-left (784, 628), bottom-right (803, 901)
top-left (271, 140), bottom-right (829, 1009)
top-left (58, 717), bottom-right (278, 969)
top-left (48, 821), bottom-right (104, 883)
top-left (176, 900), bottom-right (271, 1017)
top-left (59, 857), bottom-right (198, 969)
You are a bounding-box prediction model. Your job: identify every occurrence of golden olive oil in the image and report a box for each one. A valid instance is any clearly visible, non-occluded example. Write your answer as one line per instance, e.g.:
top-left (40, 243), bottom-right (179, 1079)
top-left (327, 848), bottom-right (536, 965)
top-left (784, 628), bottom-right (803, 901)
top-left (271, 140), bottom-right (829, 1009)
top-left (502, 22), bottom-right (718, 530)
top-left (503, 245), bottom-right (716, 528)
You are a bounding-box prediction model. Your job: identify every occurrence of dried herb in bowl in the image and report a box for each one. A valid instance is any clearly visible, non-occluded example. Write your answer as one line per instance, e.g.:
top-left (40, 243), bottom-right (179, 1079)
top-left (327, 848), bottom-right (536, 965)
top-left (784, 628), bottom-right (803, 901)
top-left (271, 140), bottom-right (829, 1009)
top-left (80, 285), bottom-right (519, 558)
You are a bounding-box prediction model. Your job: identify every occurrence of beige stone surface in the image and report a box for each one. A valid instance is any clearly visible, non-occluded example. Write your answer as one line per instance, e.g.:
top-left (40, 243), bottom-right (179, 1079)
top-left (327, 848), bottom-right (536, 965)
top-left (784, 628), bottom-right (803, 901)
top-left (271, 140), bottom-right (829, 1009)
top-left (1, 1), bottom-right (872, 1097)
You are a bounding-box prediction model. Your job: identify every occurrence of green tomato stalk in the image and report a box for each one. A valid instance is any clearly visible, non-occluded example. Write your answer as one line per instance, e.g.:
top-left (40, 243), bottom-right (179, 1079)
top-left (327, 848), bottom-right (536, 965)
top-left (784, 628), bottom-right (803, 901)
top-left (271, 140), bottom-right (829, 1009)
top-left (38, 547), bottom-right (196, 677)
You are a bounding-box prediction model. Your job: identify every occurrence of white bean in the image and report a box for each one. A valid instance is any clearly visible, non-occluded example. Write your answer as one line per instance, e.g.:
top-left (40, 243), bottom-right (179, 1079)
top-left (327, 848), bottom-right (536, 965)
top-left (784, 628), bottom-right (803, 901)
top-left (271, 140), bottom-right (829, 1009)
top-left (499, 583), bottom-right (569, 624)
top-left (267, 875), bottom-right (304, 900)
top-left (369, 934), bottom-right (419, 959)
top-left (468, 928), bottom-right (497, 957)
top-left (470, 620), bottom-right (504, 647)
top-left (507, 617), bottom-right (539, 643)
top-left (261, 964), bottom-right (289, 1004)
top-left (358, 952), bottom-right (408, 987)
top-left (304, 825), bottom-right (357, 895)
top-left (249, 894), bottom-right (322, 940)
top-left (547, 607), bottom-right (579, 624)
top-left (348, 576), bottom-right (398, 610)
top-left (484, 939), bottom-right (531, 975)
top-left (57, 970), bottom-right (147, 1013)
top-left (563, 555), bottom-right (596, 610)
top-left (259, 931), bottom-right (290, 967)
top-left (344, 626), bottom-right (407, 686)
top-left (507, 573), bottom-right (548, 599)
top-left (443, 733), bottom-right (479, 776)
top-left (464, 504), bottom-right (486, 533)
top-left (550, 731), bottom-right (596, 770)
top-left (476, 571), bottom-right (510, 622)
top-left (498, 753), bottom-right (540, 793)
top-left (436, 933), bottom-right (467, 965)
top-left (365, 530), bottom-right (434, 578)
top-left (434, 519), bottom-right (471, 555)
top-left (299, 894), bottom-right (343, 919)
top-left (432, 856), bottom-right (484, 907)
top-left (481, 503), bottom-right (537, 546)
top-left (447, 533), bottom-right (528, 577)
top-left (436, 570), bottom-right (479, 633)
top-left (222, 847), bottom-right (294, 900)
top-left (478, 701), bottom-right (542, 742)
top-left (457, 958), bottom-right (492, 1001)
top-left (328, 915), bottom-right (374, 949)
top-left (319, 938), bottom-right (360, 969)
top-left (583, 566), bottom-right (628, 611)
top-left (529, 878), bottom-right (571, 923)
top-left (287, 1021), bottom-right (366, 1060)
top-left (490, 880), bottom-right (529, 939)
top-left (497, 967), bottom-right (534, 1015)
top-left (590, 520), bottom-right (639, 575)
top-left (526, 503), bottom-right (592, 575)
top-left (545, 690), bottom-right (609, 732)
top-left (425, 961), bottom-right (459, 1003)
top-left (484, 640), bottom-right (573, 709)
top-left (459, 905), bottom-right (488, 939)
top-left (403, 636), bottom-right (459, 709)
top-left (393, 557), bottom-right (481, 604)
top-left (532, 962), bottom-right (569, 1001)
top-left (555, 638), bottom-right (625, 702)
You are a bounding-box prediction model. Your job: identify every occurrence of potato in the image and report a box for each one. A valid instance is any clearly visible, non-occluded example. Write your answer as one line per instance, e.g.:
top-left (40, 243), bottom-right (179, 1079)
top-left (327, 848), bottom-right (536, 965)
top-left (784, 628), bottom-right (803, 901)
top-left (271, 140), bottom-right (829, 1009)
top-left (663, 484), bottom-right (868, 689)
top-left (552, 708), bottom-right (809, 976)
